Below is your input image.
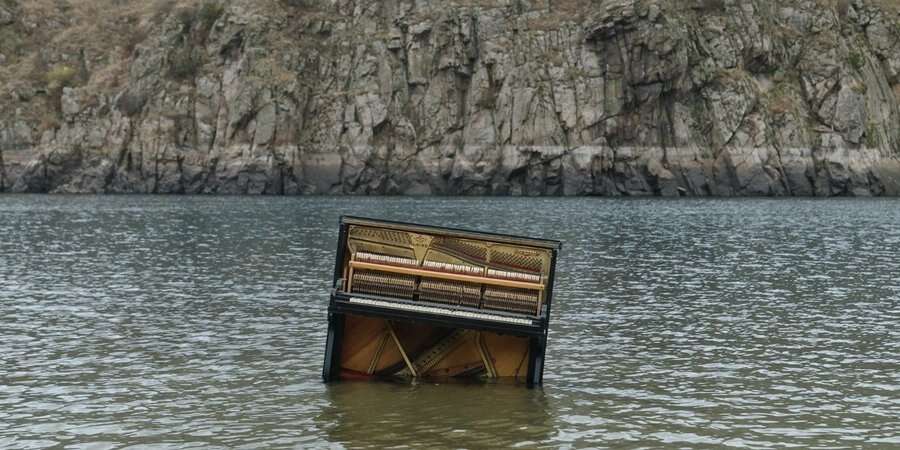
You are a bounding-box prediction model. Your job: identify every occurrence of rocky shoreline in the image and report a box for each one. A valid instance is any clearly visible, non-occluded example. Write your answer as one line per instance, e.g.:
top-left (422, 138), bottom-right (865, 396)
top-left (2, 0), bottom-right (899, 195)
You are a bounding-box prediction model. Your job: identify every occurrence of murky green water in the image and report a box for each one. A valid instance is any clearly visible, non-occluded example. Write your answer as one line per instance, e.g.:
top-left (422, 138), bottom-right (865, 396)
top-left (1, 196), bottom-right (899, 449)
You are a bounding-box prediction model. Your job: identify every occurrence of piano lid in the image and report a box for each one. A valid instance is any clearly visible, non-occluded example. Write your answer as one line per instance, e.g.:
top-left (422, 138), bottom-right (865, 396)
top-left (341, 216), bottom-right (562, 250)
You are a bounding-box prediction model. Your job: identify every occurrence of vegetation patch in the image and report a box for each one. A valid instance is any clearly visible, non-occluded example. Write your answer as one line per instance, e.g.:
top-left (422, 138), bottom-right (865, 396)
top-left (693, 0), bottom-right (726, 13)
top-left (166, 1), bottom-right (224, 81)
top-left (175, 6), bottom-right (196, 31)
top-left (116, 90), bottom-right (146, 116)
top-left (168, 48), bottom-right (199, 80)
top-left (766, 82), bottom-right (795, 116)
top-left (41, 64), bottom-right (80, 118)
top-left (834, 0), bottom-right (852, 20)
top-left (865, 120), bottom-right (880, 148)
top-left (280, 0), bottom-right (314, 7)
top-left (480, 0), bottom-right (595, 30)
top-left (39, 112), bottom-right (61, 132)
top-left (175, 1), bottom-right (224, 40)
top-left (198, 1), bottom-right (223, 30)
top-left (451, 0), bottom-right (508, 8)
top-left (715, 67), bottom-right (746, 86)
top-left (0, 27), bottom-right (23, 56)
top-left (847, 51), bottom-right (865, 71)
top-left (46, 64), bottom-right (77, 88)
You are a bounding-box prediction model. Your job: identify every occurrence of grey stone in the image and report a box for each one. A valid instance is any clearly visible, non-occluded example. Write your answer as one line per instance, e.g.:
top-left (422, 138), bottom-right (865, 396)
top-left (1, 0), bottom-right (900, 196)
top-left (0, 6), bottom-right (14, 26)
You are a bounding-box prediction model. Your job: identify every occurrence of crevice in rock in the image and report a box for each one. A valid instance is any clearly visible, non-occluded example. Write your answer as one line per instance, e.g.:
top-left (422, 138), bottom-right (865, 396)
top-left (0, 146), bottom-right (5, 192)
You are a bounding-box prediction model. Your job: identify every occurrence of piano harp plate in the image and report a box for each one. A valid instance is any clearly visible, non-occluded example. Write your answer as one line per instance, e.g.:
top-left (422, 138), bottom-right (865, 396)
top-left (323, 216), bottom-right (560, 388)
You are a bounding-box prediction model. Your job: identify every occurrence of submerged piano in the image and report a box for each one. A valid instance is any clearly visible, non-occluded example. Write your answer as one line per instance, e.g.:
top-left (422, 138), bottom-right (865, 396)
top-left (322, 216), bottom-right (561, 387)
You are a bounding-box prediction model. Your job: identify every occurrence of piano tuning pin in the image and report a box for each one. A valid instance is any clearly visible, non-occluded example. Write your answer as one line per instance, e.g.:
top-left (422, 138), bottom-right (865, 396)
top-left (489, 250), bottom-right (543, 274)
top-left (432, 238), bottom-right (488, 263)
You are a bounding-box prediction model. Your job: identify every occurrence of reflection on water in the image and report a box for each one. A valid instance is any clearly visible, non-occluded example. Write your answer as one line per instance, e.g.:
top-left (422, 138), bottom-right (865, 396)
top-left (320, 382), bottom-right (552, 448)
top-left (1, 195), bottom-right (899, 448)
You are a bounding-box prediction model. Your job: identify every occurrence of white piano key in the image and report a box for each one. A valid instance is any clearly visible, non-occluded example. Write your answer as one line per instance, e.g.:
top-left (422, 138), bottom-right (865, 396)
top-left (348, 297), bottom-right (534, 326)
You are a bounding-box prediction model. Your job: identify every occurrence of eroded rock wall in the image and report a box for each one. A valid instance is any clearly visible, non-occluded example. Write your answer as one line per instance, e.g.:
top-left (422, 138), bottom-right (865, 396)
top-left (2, 0), bottom-right (900, 195)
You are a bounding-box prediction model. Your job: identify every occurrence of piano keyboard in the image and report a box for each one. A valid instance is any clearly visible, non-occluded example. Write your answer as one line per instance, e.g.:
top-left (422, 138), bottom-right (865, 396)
top-left (348, 297), bottom-right (535, 326)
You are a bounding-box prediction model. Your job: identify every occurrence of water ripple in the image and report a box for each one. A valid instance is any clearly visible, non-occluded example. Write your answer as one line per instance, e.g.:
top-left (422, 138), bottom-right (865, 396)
top-left (1, 196), bottom-right (899, 448)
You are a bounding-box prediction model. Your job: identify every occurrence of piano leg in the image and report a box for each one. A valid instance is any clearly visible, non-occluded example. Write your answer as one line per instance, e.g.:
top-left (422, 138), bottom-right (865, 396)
top-left (525, 336), bottom-right (545, 388)
top-left (322, 312), bottom-right (345, 382)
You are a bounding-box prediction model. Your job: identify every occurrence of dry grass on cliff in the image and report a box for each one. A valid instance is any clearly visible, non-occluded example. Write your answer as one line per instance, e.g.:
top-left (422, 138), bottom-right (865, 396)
top-left (1, 0), bottom-right (186, 92)
top-left (20, 0), bottom-right (182, 50)
top-left (0, 0), bottom-right (218, 133)
top-left (864, 0), bottom-right (900, 13)
top-left (822, 0), bottom-right (900, 16)
top-left (524, 0), bottom-right (597, 30)
top-left (450, 0), bottom-right (510, 8)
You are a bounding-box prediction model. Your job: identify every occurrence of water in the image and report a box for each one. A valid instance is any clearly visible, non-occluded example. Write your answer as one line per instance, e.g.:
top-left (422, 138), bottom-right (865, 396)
top-left (1, 195), bottom-right (899, 449)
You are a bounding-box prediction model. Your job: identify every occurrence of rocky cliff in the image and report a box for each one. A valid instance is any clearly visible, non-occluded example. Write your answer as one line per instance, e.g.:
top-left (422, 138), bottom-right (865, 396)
top-left (1, 0), bottom-right (900, 195)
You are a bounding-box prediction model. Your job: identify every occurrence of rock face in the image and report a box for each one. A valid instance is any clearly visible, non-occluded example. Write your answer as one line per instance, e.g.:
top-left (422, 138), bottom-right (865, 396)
top-left (2, 0), bottom-right (900, 195)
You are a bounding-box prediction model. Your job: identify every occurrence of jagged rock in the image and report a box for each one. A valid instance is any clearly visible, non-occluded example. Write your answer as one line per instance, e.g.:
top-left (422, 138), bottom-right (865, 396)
top-left (0, 5), bottom-right (15, 26)
top-left (60, 88), bottom-right (81, 120)
top-left (1, 0), bottom-right (899, 196)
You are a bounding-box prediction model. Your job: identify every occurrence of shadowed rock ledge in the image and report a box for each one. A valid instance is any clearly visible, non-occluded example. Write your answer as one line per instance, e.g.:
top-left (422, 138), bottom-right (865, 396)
top-left (1, 0), bottom-right (900, 195)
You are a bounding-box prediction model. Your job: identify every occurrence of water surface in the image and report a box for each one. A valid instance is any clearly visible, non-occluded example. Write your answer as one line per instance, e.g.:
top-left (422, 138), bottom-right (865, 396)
top-left (1, 196), bottom-right (899, 448)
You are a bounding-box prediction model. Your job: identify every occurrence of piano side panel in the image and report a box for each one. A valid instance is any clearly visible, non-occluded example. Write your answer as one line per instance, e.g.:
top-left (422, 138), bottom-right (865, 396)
top-left (322, 312), bottom-right (345, 382)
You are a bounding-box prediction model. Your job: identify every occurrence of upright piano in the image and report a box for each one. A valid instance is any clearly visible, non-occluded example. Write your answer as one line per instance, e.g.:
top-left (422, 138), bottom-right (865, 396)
top-left (322, 216), bottom-right (561, 387)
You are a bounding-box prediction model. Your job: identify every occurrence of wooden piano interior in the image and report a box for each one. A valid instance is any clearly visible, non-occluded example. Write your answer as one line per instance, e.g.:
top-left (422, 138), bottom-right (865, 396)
top-left (329, 221), bottom-right (556, 381)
